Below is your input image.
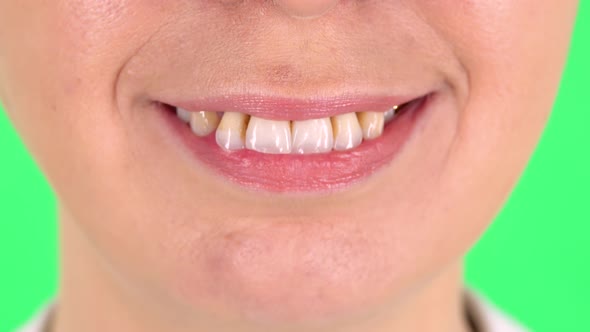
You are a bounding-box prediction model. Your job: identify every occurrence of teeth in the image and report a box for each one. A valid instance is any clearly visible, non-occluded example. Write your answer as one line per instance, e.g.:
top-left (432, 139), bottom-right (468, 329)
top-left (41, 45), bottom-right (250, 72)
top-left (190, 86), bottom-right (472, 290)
top-left (357, 112), bottom-right (384, 140)
top-left (383, 105), bottom-right (399, 124)
top-left (216, 112), bottom-right (250, 151)
top-left (190, 111), bottom-right (221, 137)
top-left (176, 108), bottom-right (191, 123)
top-left (180, 108), bottom-right (396, 153)
top-left (291, 118), bottom-right (334, 154)
top-left (245, 116), bottom-right (292, 154)
top-left (384, 109), bottom-right (394, 123)
top-left (331, 113), bottom-right (363, 151)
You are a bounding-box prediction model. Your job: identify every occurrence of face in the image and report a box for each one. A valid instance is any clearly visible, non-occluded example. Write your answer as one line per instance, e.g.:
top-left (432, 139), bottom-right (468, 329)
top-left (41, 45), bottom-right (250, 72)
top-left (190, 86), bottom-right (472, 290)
top-left (0, 0), bottom-right (577, 330)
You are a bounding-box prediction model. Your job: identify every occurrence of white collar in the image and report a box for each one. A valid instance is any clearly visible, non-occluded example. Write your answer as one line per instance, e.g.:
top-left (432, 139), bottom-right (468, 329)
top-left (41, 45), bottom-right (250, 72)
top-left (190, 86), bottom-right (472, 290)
top-left (16, 301), bottom-right (53, 332)
top-left (17, 290), bottom-right (529, 332)
top-left (464, 290), bottom-right (530, 332)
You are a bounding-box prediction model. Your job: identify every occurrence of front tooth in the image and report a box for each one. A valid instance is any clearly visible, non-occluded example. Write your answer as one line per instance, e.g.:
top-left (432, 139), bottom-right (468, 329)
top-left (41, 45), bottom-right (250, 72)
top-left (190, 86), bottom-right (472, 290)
top-left (291, 118), bottom-right (334, 154)
top-left (331, 113), bottom-right (363, 151)
top-left (245, 116), bottom-right (292, 154)
top-left (357, 112), bottom-right (384, 140)
top-left (176, 108), bottom-right (191, 123)
top-left (216, 112), bottom-right (249, 151)
top-left (190, 111), bottom-right (221, 137)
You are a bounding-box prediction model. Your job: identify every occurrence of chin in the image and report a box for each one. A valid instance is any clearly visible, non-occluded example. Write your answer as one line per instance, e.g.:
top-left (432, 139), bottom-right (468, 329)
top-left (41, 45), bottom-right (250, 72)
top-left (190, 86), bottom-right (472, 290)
top-left (163, 217), bottom-right (415, 329)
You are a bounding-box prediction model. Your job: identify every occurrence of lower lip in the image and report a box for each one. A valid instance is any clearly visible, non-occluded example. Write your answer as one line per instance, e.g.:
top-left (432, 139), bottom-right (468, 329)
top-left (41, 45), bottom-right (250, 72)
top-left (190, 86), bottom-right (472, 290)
top-left (156, 94), bottom-right (433, 193)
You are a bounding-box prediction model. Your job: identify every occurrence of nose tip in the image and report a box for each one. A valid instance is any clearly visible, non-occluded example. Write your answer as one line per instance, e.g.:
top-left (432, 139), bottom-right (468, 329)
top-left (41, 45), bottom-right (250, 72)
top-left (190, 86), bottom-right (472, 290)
top-left (273, 0), bottom-right (340, 19)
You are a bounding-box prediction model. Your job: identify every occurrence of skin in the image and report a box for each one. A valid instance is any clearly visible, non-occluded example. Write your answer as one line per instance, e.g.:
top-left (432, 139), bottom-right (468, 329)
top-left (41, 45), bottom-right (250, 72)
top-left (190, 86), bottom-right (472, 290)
top-left (0, 1), bottom-right (578, 332)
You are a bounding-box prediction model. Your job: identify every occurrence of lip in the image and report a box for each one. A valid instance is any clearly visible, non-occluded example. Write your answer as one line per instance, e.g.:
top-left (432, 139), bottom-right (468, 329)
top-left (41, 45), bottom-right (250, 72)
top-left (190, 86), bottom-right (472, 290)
top-left (154, 93), bottom-right (434, 193)
top-left (168, 95), bottom-right (419, 121)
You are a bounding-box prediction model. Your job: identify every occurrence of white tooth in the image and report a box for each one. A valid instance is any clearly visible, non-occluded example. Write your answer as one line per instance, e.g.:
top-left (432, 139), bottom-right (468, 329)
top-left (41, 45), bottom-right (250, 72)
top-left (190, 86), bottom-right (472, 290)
top-left (245, 116), bottom-right (292, 154)
top-left (190, 111), bottom-right (220, 137)
top-left (331, 113), bottom-right (363, 151)
top-left (215, 112), bottom-right (249, 151)
top-left (291, 118), bottom-right (334, 154)
top-left (176, 108), bottom-right (191, 123)
top-left (357, 112), bottom-right (384, 140)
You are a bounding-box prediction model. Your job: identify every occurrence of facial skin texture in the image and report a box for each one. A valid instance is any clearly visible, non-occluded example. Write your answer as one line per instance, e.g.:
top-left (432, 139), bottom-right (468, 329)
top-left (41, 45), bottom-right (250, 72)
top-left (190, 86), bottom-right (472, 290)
top-left (0, 1), bottom-right (577, 332)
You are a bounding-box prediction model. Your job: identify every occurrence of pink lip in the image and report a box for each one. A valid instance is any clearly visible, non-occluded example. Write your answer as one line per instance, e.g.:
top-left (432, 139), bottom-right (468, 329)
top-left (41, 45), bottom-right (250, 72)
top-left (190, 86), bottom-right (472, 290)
top-left (167, 95), bottom-right (417, 121)
top-left (157, 94), bottom-right (434, 192)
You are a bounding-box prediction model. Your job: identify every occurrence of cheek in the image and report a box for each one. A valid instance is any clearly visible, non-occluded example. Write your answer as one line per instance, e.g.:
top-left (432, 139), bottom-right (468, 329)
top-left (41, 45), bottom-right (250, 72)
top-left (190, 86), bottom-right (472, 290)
top-left (0, 0), bottom-right (167, 194)
top-left (0, 1), bottom-right (179, 287)
top-left (400, 3), bottom-right (577, 283)
top-left (419, 0), bottom-right (576, 191)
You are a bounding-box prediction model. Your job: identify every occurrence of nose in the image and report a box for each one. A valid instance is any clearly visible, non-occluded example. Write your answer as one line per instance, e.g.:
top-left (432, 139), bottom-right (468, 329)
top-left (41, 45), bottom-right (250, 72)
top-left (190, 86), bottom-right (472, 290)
top-left (273, 0), bottom-right (340, 19)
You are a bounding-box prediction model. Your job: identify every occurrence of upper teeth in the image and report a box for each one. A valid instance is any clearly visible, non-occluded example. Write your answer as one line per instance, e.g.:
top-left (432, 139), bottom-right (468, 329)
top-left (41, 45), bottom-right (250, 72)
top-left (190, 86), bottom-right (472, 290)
top-left (245, 117), bottom-right (293, 154)
top-left (189, 111), bottom-right (221, 137)
top-left (331, 113), bottom-right (363, 151)
top-left (176, 106), bottom-right (399, 154)
top-left (215, 111), bottom-right (249, 151)
top-left (357, 112), bottom-right (385, 140)
top-left (384, 107), bottom-right (396, 123)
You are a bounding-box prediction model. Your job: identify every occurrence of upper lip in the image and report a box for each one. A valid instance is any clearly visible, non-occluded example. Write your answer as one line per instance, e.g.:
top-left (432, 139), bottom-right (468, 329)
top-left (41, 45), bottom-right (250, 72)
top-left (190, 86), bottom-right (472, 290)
top-left (162, 94), bottom-right (425, 121)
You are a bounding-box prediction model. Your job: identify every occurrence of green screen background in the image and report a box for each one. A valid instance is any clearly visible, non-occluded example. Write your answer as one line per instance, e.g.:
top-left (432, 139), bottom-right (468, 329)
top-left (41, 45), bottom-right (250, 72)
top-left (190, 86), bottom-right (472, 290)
top-left (1, 5), bottom-right (588, 332)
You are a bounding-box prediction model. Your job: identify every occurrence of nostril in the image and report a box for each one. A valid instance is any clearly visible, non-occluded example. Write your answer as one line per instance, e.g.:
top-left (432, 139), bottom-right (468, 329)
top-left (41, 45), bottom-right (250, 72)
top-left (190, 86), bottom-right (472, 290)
top-left (272, 0), bottom-right (340, 19)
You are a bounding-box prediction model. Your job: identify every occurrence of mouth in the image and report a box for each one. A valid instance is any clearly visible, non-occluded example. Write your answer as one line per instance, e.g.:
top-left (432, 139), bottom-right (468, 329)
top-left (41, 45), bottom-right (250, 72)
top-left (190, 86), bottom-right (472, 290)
top-left (153, 92), bottom-right (435, 193)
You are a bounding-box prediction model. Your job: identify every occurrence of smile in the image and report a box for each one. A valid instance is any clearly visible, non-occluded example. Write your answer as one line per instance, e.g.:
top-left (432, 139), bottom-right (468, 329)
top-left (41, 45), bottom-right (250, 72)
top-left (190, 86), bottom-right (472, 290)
top-left (155, 92), bottom-right (435, 192)
top-left (177, 101), bottom-right (409, 154)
